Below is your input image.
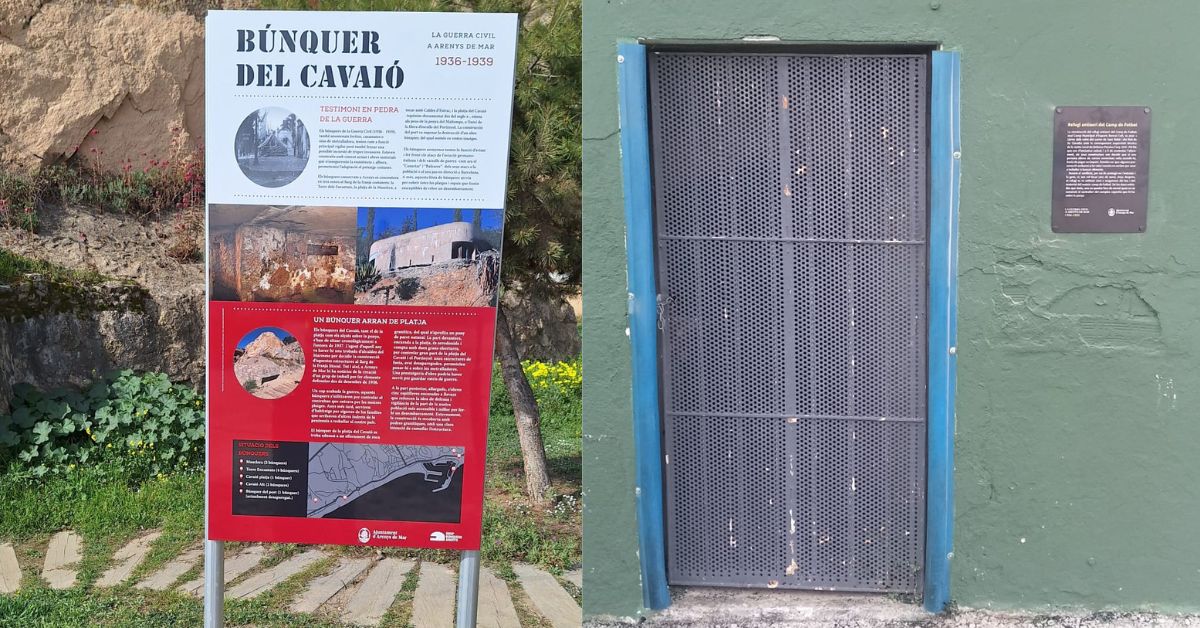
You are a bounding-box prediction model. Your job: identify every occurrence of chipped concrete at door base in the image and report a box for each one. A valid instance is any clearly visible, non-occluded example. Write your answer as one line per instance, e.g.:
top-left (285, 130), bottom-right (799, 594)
top-left (583, 588), bottom-right (1200, 627)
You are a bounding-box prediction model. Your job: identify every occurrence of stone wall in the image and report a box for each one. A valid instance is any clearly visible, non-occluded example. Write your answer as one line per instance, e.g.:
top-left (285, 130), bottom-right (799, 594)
top-left (0, 277), bottom-right (203, 412)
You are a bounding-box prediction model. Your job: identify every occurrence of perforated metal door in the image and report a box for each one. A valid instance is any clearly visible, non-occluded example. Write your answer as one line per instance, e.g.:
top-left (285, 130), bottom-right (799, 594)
top-left (650, 51), bottom-right (927, 593)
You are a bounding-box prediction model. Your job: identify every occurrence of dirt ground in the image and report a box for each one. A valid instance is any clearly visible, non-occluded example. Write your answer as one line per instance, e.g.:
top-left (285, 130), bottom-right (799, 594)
top-left (584, 588), bottom-right (1200, 628)
top-left (0, 204), bottom-right (201, 293)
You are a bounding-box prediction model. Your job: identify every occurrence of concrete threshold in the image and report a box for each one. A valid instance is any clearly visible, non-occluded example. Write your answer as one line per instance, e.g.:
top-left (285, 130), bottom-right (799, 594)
top-left (585, 587), bottom-right (1200, 628)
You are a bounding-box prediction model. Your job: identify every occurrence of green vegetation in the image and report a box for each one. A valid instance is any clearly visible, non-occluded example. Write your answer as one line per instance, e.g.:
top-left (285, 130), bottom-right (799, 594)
top-left (0, 360), bottom-right (580, 625)
top-left (0, 129), bottom-right (203, 259)
top-left (0, 371), bottom-right (205, 481)
top-left (0, 249), bottom-right (108, 286)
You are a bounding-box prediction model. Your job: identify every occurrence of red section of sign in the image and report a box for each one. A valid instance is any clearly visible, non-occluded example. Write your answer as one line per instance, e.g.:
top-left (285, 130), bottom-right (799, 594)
top-left (207, 302), bottom-right (496, 550)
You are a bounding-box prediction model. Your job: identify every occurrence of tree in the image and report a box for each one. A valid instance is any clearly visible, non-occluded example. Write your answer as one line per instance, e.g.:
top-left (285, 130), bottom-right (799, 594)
top-left (401, 208), bottom-right (419, 234)
top-left (453, 208), bottom-right (463, 222)
top-left (291, 0), bottom-right (581, 506)
top-left (495, 0), bottom-right (582, 505)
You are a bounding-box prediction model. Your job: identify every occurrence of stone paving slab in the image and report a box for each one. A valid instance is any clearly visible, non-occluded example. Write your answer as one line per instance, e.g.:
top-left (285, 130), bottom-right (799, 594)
top-left (96, 530), bottom-right (162, 588)
top-left (290, 557), bottom-right (373, 614)
top-left (477, 567), bottom-right (520, 628)
top-left (42, 531), bottom-right (83, 589)
top-left (227, 548), bottom-right (326, 600)
top-left (340, 557), bottom-right (413, 626)
top-left (563, 568), bottom-right (582, 589)
top-left (179, 544), bottom-right (268, 597)
top-left (135, 546), bottom-right (203, 591)
top-left (513, 563), bottom-right (582, 628)
top-left (411, 562), bottom-right (455, 628)
top-left (0, 543), bottom-right (20, 594)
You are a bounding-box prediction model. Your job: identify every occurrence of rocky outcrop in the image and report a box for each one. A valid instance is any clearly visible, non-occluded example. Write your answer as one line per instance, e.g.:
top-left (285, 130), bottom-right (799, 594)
top-left (0, 0), bottom-right (204, 171)
top-left (0, 204), bottom-right (204, 411)
top-left (0, 275), bottom-right (202, 412)
top-left (242, 331), bottom-right (283, 357)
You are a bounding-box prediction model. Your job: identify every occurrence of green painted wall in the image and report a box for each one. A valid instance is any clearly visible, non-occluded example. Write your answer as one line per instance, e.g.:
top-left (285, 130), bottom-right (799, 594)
top-left (583, 0), bottom-right (1200, 618)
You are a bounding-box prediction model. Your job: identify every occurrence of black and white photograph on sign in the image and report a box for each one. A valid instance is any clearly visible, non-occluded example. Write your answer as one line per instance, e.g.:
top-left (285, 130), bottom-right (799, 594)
top-left (307, 443), bottom-right (464, 522)
top-left (209, 204), bottom-right (357, 303)
top-left (354, 207), bottom-right (502, 307)
top-left (234, 326), bottom-right (305, 400)
top-left (234, 106), bottom-right (311, 188)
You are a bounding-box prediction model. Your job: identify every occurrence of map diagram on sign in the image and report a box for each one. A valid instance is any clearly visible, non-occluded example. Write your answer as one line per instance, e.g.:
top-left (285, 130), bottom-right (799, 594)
top-left (307, 444), bottom-right (464, 522)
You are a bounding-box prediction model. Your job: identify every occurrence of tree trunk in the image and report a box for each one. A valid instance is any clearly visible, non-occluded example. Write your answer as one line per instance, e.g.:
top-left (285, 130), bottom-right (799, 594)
top-left (495, 306), bottom-right (551, 505)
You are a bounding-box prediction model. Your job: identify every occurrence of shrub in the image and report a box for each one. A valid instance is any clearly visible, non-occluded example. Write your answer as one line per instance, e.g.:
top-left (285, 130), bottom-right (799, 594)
top-left (489, 358), bottom-right (581, 433)
top-left (0, 371), bottom-right (204, 482)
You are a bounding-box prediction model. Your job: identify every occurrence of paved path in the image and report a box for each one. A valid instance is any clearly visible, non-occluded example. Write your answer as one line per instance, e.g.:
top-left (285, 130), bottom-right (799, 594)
top-left (136, 546), bottom-right (202, 591)
top-left (478, 567), bottom-right (521, 628)
top-left (412, 561), bottom-right (455, 628)
top-left (96, 531), bottom-right (161, 588)
top-left (341, 557), bottom-right (413, 626)
top-left (513, 563), bottom-right (583, 628)
top-left (0, 532), bottom-right (582, 627)
top-left (0, 543), bottom-right (20, 594)
top-left (227, 548), bottom-right (326, 600)
top-left (41, 531), bottom-right (82, 589)
top-left (179, 544), bottom-right (268, 597)
top-left (290, 556), bottom-right (373, 614)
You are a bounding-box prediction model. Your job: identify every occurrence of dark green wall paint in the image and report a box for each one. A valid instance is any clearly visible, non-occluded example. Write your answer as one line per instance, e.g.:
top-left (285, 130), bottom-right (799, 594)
top-left (583, 0), bottom-right (1200, 618)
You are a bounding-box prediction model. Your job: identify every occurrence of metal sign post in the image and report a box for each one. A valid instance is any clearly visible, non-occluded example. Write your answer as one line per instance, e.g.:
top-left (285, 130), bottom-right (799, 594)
top-left (455, 550), bottom-right (481, 627)
top-left (203, 540), bottom-right (224, 628)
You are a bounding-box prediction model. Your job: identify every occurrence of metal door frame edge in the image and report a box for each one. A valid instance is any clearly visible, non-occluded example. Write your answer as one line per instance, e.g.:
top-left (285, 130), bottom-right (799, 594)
top-left (617, 40), bottom-right (672, 612)
top-left (924, 49), bottom-right (961, 614)
top-left (615, 42), bottom-right (961, 615)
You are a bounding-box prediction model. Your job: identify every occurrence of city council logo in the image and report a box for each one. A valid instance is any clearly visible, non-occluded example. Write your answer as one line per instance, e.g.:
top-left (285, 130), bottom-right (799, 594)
top-left (358, 528), bottom-right (371, 543)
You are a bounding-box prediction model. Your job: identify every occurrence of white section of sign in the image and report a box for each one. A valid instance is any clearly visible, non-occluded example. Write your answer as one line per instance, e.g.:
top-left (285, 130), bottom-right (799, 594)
top-left (205, 11), bottom-right (518, 208)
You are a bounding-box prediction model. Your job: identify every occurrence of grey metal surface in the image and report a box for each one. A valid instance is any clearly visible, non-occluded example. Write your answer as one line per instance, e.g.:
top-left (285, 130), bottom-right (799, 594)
top-left (204, 539), bottom-right (224, 627)
top-left (649, 52), bottom-right (927, 593)
top-left (456, 550), bottom-right (481, 628)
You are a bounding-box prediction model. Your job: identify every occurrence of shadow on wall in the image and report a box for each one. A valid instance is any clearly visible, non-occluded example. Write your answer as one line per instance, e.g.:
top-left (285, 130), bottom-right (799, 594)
top-left (0, 281), bottom-right (198, 412)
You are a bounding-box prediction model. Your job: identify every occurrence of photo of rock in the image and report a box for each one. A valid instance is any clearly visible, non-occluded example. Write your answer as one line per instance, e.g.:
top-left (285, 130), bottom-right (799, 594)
top-left (234, 106), bottom-right (311, 188)
top-left (233, 327), bottom-right (304, 399)
top-left (354, 208), bottom-right (502, 307)
top-left (209, 204), bottom-right (357, 303)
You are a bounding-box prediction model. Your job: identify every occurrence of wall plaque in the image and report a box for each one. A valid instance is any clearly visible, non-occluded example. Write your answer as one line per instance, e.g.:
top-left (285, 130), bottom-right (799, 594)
top-left (1051, 106), bottom-right (1150, 233)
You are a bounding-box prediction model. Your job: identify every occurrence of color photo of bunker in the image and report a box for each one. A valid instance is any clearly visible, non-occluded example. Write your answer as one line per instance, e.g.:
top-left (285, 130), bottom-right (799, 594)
top-left (233, 326), bottom-right (304, 399)
top-left (355, 208), bottom-right (502, 307)
top-left (210, 204), bottom-right (357, 303)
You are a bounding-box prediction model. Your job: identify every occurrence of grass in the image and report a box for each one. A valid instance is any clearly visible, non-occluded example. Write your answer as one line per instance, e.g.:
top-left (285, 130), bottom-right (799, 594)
top-left (0, 407), bottom-right (581, 626)
top-left (0, 249), bottom-right (109, 286)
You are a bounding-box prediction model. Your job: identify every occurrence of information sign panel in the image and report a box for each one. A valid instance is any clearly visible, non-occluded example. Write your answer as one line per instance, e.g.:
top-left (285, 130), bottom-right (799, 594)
top-left (204, 10), bottom-right (518, 550)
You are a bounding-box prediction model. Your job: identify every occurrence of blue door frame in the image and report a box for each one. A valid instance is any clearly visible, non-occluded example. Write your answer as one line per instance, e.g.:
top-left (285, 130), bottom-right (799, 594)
top-left (617, 43), bottom-right (961, 613)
